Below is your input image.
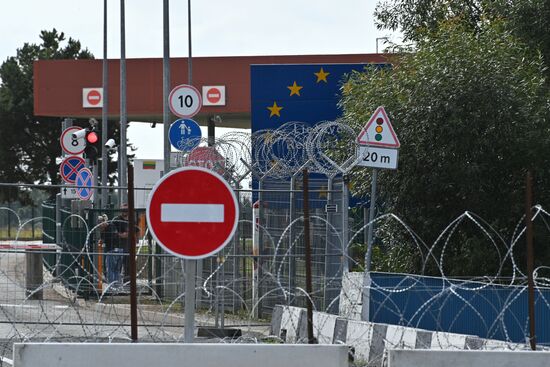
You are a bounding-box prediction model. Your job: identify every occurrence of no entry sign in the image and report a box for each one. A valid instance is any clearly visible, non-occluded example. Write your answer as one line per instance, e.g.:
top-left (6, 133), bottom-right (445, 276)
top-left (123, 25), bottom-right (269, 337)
top-left (185, 146), bottom-right (225, 174)
top-left (82, 88), bottom-right (103, 108)
top-left (146, 167), bottom-right (238, 259)
top-left (202, 86), bottom-right (226, 106)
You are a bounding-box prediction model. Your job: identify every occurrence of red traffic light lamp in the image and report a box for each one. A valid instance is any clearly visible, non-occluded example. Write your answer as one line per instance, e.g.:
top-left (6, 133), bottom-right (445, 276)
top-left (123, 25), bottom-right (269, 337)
top-left (86, 131), bottom-right (99, 144)
top-left (84, 129), bottom-right (101, 160)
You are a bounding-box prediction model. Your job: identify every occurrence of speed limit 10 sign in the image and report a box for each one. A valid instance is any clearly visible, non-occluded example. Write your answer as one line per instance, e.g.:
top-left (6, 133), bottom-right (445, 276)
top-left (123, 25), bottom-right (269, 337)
top-left (169, 84), bottom-right (202, 118)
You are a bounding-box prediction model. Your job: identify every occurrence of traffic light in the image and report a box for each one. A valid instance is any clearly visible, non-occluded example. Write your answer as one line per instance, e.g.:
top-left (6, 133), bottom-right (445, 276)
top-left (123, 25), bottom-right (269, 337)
top-left (84, 128), bottom-right (101, 160)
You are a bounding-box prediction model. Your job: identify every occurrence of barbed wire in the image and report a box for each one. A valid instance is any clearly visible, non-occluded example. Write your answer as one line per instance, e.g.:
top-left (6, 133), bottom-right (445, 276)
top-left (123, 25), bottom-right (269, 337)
top-left (0, 121), bottom-right (546, 363)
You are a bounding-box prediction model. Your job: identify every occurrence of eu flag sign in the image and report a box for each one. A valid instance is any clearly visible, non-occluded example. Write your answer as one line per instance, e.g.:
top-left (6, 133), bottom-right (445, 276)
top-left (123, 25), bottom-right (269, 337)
top-left (251, 63), bottom-right (388, 184)
top-left (251, 64), bottom-right (374, 133)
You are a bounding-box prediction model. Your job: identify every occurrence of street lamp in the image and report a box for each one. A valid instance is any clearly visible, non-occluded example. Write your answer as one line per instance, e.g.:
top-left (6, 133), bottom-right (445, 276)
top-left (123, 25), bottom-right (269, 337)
top-left (376, 37), bottom-right (389, 54)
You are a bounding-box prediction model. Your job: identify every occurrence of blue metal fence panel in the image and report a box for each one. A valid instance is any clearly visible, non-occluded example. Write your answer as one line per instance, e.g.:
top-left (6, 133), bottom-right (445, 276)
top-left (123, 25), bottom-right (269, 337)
top-left (369, 272), bottom-right (550, 344)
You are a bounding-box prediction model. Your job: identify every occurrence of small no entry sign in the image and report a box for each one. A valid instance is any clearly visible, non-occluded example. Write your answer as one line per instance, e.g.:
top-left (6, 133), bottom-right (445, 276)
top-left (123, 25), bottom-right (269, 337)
top-left (82, 88), bottom-right (103, 108)
top-left (202, 86), bottom-right (226, 106)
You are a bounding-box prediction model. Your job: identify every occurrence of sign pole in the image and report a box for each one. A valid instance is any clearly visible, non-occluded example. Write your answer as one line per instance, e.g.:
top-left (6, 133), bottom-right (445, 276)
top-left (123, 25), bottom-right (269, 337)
top-left (361, 168), bottom-right (378, 322)
top-left (128, 163), bottom-right (138, 342)
top-left (163, 0), bottom-right (171, 177)
top-left (119, 0), bottom-right (128, 205)
top-left (146, 168), bottom-right (238, 342)
top-left (101, 0), bottom-right (109, 209)
top-left (364, 168), bottom-right (378, 272)
top-left (185, 0), bottom-right (195, 342)
top-left (184, 259), bottom-right (196, 342)
top-left (303, 168), bottom-right (314, 344)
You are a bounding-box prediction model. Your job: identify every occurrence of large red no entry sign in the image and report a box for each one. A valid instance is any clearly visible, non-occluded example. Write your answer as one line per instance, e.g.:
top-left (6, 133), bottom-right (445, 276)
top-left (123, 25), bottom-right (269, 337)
top-left (146, 167), bottom-right (239, 259)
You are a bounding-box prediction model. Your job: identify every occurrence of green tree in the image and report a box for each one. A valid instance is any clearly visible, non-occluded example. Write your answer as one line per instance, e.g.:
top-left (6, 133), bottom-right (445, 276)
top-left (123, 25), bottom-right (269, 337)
top-left (376, 0), bottom-right (550, 75)
top-left (341, 22), bottom-right (550, 276)
top-left (375, 0), bottom-right (486, 42)
top-left (0, 29), bottom-right (93, 185)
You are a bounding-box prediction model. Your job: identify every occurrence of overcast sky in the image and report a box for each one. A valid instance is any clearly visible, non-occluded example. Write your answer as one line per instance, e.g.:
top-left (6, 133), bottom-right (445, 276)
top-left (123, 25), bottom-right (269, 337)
top-left (1, 0), bottom-right (396, 159)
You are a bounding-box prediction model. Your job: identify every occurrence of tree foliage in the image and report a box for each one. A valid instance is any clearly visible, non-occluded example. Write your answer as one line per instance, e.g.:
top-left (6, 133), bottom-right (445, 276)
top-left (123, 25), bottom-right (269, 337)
top-left (341, 22), bottom-right (550, 276)
top-left (0, 29), bottom-right (93, 185)
top-left (376, 0), bottom-right (550, 75)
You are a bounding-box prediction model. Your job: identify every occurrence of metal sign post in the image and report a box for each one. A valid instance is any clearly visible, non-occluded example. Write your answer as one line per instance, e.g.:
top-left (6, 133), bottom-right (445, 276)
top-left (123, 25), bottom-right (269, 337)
top-left (146, 167), bottom-right (238, 343)
top-left (356, 107), bottom-right (400, 322)
top-left (356, 107), bottom-right (401, 272)
top-left (184, 259), bottom-right (196, 342)
top-left (364, 168), bottom-right (378, 272)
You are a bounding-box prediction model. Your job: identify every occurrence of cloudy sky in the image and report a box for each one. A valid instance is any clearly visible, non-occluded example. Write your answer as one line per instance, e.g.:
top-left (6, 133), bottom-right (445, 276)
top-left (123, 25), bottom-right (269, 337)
top-left (1, 0), bottom-right (396, 159)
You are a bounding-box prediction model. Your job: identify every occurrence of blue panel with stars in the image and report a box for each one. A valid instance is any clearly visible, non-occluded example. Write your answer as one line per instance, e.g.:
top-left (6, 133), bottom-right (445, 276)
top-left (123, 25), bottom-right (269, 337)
top-left (251, 64), bottom-right (370, 132)
top-left (250, 63), bottom-right (389, 207)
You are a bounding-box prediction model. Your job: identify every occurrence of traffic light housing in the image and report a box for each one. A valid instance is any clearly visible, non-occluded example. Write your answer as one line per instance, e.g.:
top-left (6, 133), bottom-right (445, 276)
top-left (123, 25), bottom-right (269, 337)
top-left (84, 128), bottom-right (101, 160)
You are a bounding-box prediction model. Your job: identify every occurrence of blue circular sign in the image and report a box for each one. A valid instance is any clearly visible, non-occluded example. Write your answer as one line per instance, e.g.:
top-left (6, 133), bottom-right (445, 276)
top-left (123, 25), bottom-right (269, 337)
top-left (169, 119), bottom-right (202, 152)
top-left (59, 156), bottom-right (85, 184)
top-left (75, 168), bottom-right (93, 201)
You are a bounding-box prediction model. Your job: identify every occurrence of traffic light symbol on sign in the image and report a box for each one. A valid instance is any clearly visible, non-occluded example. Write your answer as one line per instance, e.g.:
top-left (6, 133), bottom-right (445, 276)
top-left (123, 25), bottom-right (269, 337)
top-left (375, 117), bottom-right (384, 141)
top-left (356, 106), bottom-right (400, 148)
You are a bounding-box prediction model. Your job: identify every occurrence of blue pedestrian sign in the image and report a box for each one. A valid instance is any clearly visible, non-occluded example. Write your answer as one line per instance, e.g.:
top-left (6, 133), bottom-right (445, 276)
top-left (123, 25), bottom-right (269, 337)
top-left (59, 156), bottom-right (85, 184)
top-left (75, 168), bottom-right (93, 201)
top-left (169, 119), bottom-right (202, 152)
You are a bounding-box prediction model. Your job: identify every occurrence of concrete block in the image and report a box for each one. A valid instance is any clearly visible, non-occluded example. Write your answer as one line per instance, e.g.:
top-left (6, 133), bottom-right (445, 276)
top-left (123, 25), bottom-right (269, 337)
top-left (339, 271), bottom-right (363, 320)
top-left (369, 323), bottom-right (388, 367)
top-left (414, 330), bottom-right (432, 349)
top-left (333, 318), bottom-right (348, 343)
top-left (279, 306), bottom-right (303, 343)
top-left (14, 343), bottom-right (350, 367)
top-left (465, 336), bottom-right (484, 350)
top-left (388, 350), bottom-right (550, 367)
top-left (385, 325), bottom-right (417, 350)
top-left (297, 309), bottom-right (308, 342)
top-left (313, 311), bottom-right (339, 344)
top-left (430, 332), bottom-right (467, 350)
top-left (271, 305), bottom-right (284, 336)
top-left (346, 320), bottom-right (374, 362)
top-left (483, 339), bottom-right (512, 351)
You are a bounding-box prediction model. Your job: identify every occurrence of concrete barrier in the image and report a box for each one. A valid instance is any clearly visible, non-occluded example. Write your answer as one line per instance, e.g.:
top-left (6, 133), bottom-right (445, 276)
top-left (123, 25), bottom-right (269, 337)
top-left (339, 271), bottom-right (363, 320)
top-left (388, 350), bottom-right (550, 367)
top-left (13, 343), bottom-right (349, 367)
top-left (278, 306), bottom-right (303, 342)
top-left (270, 305), bottom-right (536, 367)
top-left (313, 311), bottom-right (339, 344)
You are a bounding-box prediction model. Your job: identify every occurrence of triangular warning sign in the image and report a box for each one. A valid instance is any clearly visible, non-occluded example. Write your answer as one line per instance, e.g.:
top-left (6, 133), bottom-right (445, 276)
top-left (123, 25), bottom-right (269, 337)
top-left (356, 106), bottom-right (400, 148)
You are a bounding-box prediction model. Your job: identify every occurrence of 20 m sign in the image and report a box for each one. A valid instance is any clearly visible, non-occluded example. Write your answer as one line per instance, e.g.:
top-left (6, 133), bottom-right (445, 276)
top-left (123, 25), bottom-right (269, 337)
top-left (169, 84), bottom-right (202, 118)
top-left (358, 146), bottom-right (399, 170)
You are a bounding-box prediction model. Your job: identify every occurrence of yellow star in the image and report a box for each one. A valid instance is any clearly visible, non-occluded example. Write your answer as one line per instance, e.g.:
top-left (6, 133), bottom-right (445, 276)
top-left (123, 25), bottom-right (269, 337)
top-left (287, 81), bottom-right (303, 96)
top-left (267, 101), bottom-right (283, 117)
top-left (314, 67), bottom-right (330, 83)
